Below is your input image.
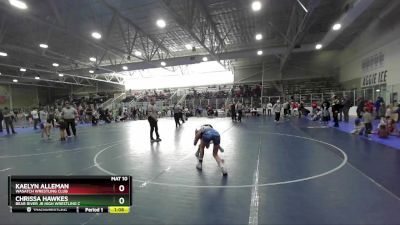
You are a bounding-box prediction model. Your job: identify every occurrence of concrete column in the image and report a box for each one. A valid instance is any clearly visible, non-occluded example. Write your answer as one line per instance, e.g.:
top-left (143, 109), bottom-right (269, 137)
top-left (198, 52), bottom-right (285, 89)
top-left (9, 84), bottom-right (13, 109)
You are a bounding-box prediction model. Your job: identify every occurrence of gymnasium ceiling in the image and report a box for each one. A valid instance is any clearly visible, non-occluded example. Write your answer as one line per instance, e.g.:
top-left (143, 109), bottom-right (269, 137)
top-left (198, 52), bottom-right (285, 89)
top-left (0, 0), bottom-right (396, 89)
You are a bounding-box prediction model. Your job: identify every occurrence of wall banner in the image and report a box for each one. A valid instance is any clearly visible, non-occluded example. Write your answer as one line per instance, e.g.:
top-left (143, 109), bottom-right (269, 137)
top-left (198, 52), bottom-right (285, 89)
top-left (361, 51), bottom-right (387, 87)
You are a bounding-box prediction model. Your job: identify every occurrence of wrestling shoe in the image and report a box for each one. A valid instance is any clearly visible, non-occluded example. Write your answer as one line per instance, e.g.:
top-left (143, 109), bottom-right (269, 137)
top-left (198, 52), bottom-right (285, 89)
top-left (195, 149), bottom-right (200, 158)
top-left (220, 166), bottom-right (228, 176)
top-left (219, 146), bottom-right (224, 153)
top-left (196, 162), bottom-right (202, 170)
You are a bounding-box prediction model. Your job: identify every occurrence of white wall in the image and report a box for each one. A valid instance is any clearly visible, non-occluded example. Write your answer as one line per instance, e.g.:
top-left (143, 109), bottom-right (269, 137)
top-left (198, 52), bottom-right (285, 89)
top-left (338, 4), bottom-right (400, 88)
top-left (233, 50), bottom-right (338, 84)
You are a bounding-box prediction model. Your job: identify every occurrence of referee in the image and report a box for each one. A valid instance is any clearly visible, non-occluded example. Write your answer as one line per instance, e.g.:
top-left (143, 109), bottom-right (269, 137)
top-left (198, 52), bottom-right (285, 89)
top-left (148, 98), bottom-right (161, 142)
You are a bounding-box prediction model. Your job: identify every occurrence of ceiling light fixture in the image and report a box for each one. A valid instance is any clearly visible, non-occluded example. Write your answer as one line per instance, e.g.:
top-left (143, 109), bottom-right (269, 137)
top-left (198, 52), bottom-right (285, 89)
top-left (134, 51), bottom-right (142, 57)
top-left (13, 79), bottom-right (18, 83)
top-left (20, 68), bottom-right (26, 72)
top-left (185, 44), bottom-right (193, 50)
top-left (122, 66), bottom-right (128, 70)
top-left (255, 33), bottom-right (263, 40)
top-left (59, 73), bottom-right (64, 77)
top-left (35, 76), bottom-right (40, 80)
top-left (160, 61), bottom-right (166, 67)
top-left (0, 51), bottom-right (7, 57)
top-left (91, 32), bottom-right (102, 39)
top-left (202, 57), bottom-right (208, 62)
top-left (296, 0), bottom-right (308, 13)
top-left (39, 43), bottom-right (48, 49)
top-left (376, 89), bottom-right (380, 92)
top-left (332, 23), bottom-right (342, 31)
top-left (257, 50), bottom-right (263, 55)
top-left (9, 0), bottom-right (27, 10)
top-left (89, 70), bottom-right (94, 74)
top-left (89, 57), bottom-right (96, 62)
top-left (315, 44), bottom-right (323, 50)
top-left (156, 19), bottom-right (166, 28)
top-left (251, 1), bottom-right (262, 11)
top-left (52, 63), bottom-right (59, 67)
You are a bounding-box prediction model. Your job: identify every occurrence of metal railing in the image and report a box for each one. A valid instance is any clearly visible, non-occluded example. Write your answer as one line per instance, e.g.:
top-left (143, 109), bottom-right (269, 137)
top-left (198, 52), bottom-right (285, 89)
top-left (99, 93), bottom-right (126, 110)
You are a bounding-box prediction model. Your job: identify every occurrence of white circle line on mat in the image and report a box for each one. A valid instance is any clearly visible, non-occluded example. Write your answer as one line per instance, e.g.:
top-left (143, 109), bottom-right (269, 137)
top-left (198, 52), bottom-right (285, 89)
top-left (94, 132), bottom-right (348, 188)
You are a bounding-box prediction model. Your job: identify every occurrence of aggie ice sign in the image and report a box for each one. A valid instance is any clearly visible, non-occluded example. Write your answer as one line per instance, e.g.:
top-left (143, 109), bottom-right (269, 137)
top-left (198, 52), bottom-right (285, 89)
top-left (361, 70), bottom-right (387, 87)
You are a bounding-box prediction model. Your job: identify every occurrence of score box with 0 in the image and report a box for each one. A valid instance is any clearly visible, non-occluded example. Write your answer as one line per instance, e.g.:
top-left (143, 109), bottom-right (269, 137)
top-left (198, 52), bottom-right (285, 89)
top-left (8, 176), bottom-right (132, 208)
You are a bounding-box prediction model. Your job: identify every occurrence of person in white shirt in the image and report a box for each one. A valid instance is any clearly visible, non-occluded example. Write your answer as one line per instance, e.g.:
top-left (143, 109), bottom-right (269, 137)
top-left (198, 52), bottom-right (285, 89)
top-left (262, 104), bottom-right (267, 115)
top-left (267, 102), bottom-right (273, 116)
top-left (31, 108), bottom-right (39, 130)
top-left (39, 108), bottom-right (52, 139)
top-left (148, 98), bottom-right (161, 142)
top-left (272, 100), bottom-right (282, 122)
top-left (61, 102), bottom-right (78, 137)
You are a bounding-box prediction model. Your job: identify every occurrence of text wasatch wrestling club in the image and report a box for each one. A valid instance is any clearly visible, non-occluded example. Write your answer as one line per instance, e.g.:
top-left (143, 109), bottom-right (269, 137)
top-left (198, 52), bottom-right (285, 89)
top-left (15, 183), bottom-right (69, 189)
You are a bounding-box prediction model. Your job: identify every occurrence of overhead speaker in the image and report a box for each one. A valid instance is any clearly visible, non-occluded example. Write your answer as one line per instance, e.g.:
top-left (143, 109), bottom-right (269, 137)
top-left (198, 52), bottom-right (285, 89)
top-left (192, 47), bottom-right (196, 52)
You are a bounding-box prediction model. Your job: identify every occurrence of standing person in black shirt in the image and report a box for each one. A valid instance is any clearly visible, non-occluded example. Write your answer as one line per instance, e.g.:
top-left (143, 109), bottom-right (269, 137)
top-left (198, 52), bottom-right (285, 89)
top-left (342, 96), bottom-right (352, 122)
top-left (236, 101), bottom-right (243, 122)
top-left (356, 97), bottom-right (364, 119)
top-left (3, 107), bottom-right (16, 135)
top-left (0, 108), bottom-right (3, 133)
top-left (148, 98), bottom-right (161, 142)
top-left (48, 107), bottom-right (55, 127)
top-left (230, 103), bottom-right (236, 122)
top-left (332, 96), bottom-right (341, 127)
top-left (61, 102), bottom-right (78, 137)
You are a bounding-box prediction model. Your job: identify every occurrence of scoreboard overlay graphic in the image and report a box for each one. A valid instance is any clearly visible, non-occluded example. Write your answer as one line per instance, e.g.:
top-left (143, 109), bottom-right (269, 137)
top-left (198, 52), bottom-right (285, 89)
top-left (8, 176), bottom-right (132, 213)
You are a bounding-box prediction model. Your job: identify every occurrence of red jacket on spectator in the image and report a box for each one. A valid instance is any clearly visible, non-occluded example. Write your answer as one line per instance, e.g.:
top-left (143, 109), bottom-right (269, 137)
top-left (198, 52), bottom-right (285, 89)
top-left (364, 101), bottom-right (374, 113)
top-left (311, 101), bottom-right (318, 109)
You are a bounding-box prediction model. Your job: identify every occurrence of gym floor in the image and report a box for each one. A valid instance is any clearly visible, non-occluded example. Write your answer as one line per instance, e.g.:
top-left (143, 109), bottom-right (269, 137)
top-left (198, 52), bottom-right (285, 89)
top-left (0, 116), bottom-right (400, 225)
